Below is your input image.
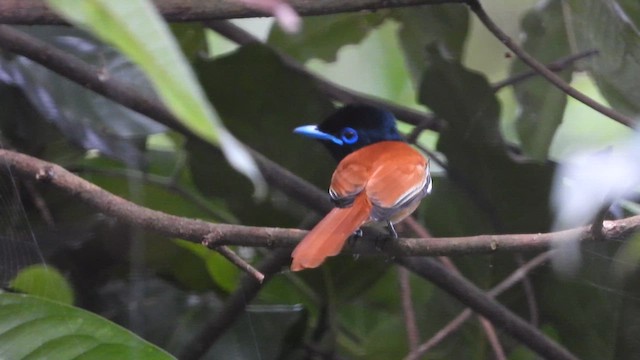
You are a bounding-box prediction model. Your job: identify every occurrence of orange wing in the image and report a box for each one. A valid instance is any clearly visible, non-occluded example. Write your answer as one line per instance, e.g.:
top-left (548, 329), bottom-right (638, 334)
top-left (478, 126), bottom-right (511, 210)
top-left (329, 161), bottom-right (370, 203)
top-left (366, 147), bottom-right (427, 209)
top-left (331, 141), bottom-right (427, 209)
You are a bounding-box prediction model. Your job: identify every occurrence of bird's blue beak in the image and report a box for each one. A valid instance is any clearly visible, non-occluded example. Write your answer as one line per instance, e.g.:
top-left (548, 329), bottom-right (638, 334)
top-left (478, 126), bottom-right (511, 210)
top-left (294, 125), bottom-right (343, 145)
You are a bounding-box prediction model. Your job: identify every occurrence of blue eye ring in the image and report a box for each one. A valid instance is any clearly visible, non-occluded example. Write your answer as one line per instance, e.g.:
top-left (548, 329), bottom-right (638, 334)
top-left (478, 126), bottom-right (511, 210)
top-left (340, 127), bottom-right (358, 144)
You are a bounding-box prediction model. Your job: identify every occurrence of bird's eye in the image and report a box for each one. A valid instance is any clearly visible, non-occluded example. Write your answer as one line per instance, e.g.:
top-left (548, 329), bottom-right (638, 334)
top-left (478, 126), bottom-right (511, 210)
top-left (340, 127), bottom-right (358, 144)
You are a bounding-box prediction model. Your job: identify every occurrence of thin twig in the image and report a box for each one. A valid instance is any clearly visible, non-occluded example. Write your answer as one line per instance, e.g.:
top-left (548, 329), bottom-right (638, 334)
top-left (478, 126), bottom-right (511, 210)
top-left (404, 252), bottom-right (552, 360)
top-left (466, 0), bottom-right (635, 127)
top-left (398, 267), bottom-right (420, 350)
top-left (515, 254), bottom-right (539, 326)
top-left (492, 49), bottom-right (598, 91)
top-left (205, 240), bottom-right (265, 283)
top-left (22, 180), bottom-right (55, 228)
top-left (478, 317), bottom-right (507, 360)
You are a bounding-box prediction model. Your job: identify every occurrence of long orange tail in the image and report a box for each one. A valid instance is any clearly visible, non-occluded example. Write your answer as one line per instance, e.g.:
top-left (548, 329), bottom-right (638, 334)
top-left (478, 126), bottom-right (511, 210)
top-left (291, 195), bottom-right (371, 271)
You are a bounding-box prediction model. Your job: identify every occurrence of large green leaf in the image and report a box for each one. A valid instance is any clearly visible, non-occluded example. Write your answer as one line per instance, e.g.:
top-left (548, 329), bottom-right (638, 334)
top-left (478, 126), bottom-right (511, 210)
top-left (391, 4), bottom-right (470, 88)
top-left (564, 0), bottom-right (640, 117)
top-left (268, 12), bottom-right (387, 63)
top-left (511, 0), bottom-right (572, 160)
top-left (0, 292), bottom-right (173, 359)
top-left (45, 0), bottom-right (263, 192)
top-left (189, 43), bottom-right (335, 225)
top-left (419, 52), bottom-right (554, 235)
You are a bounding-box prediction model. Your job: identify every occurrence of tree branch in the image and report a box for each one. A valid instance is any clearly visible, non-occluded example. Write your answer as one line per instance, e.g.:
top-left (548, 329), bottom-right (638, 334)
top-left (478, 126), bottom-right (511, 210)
top-left (466, 0), bottom-right (635, 128)
top-left (398, 267), bottom-right (420, 350)
top-left (1, 148), bottom-right (637, 258)
top-left (398, 256), bottom-right (578, 360)
top-left (404, 251), bottom-right (552, 360)
top-left (0, 0), bottom-right (465, 25)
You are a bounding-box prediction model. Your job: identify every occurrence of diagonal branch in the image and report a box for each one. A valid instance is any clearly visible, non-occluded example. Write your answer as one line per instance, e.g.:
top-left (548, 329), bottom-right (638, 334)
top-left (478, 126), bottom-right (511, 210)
top-left (466, 0), bottom-right (635, 127)
top-left (403, 216), bottom-right (506, 359)
top-left (404, 251), bottom-right (552, 360)
top-left (398, 256), bottom-right (578, 360)
top-left (398, 267), bottom-right (420, 350)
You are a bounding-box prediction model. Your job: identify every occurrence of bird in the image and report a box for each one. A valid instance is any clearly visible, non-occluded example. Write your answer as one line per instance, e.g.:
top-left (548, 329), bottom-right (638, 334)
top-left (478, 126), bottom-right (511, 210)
top-left (291, 104), bottom-right (432, 271)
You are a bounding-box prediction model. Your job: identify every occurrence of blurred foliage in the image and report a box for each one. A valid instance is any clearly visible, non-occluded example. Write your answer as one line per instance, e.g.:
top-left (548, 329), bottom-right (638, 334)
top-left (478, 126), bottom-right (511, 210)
top-left (565, 0), bottom-right (640, 117)
top-left (0, 0), bottom-right (639, 359)
top-left (511, 0), bottom-right (571, 160)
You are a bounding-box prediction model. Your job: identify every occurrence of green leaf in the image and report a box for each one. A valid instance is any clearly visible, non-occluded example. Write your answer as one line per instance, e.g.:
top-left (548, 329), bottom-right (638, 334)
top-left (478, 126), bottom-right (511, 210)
top-left (0, 292), bottom-right (174, 359)
top-left (391, 4), bottom-right (470, 87)
top-left (511, 0), bottom-right (572, 160)
top-left (564, 0), bottom-right (640, 117)
top-left (189, 43), bottom-right (335, 225)
top-left (268, 12), bottom-right (386, 63)
top-left (419, 53), bottom-right (554, 234)
top-left (45, 0), bottom-right (264, 193)
top-left (10, 265), bottom-right (74, 305)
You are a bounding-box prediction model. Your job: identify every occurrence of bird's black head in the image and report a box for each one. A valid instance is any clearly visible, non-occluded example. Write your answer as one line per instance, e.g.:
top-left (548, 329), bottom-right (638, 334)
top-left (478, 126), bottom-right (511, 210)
top-left (294, 104), bottom-right (403, 161)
